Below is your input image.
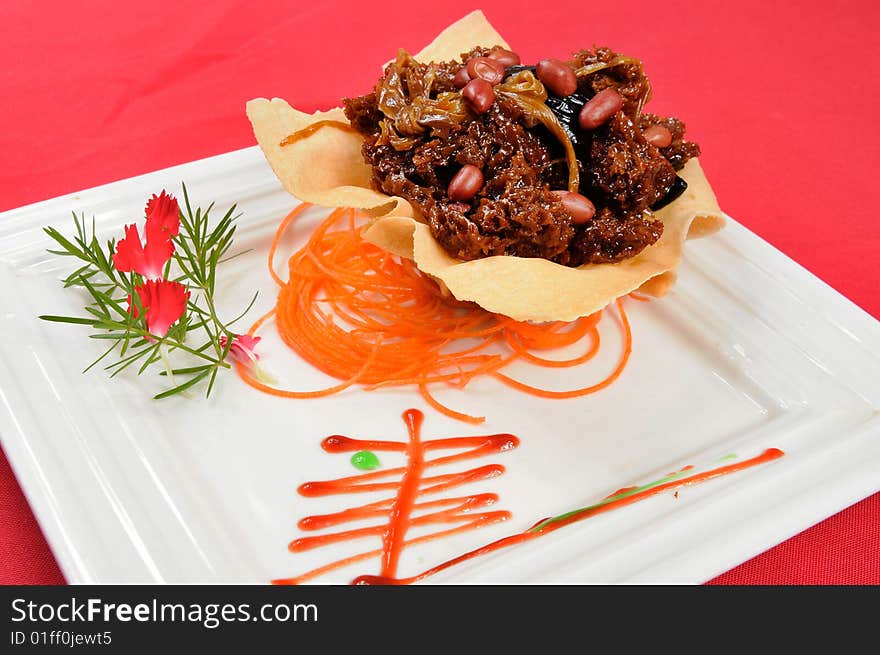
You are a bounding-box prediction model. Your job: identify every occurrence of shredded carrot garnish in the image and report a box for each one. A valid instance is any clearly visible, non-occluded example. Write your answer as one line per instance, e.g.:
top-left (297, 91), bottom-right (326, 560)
top-left (235, 205), bottom-right (635, 423)
top-left (279, 121), bottom-right (357, 147)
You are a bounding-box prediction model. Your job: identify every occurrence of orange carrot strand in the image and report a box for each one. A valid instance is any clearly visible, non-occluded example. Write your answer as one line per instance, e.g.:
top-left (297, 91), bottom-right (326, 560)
top-left (491, 299), bottom-right (632, 399)
top-left (236, 205), bottom-right (635, 420)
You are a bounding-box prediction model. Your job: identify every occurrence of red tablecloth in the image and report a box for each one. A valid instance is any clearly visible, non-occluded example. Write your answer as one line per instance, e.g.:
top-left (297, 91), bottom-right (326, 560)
top-left (1, 1), bottom-right (878, 585)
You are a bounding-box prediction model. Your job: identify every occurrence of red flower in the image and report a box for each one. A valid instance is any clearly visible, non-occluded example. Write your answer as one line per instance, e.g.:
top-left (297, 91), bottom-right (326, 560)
top-left (130, 279), bottom-right (189, 338)
top-left (113, 223), bottom-right (174, 280)
top-left (220, 334), bottom-right (261, 364)
top-left (145, 190), bottom-right (180, 241)
top-left (112, 190), bottom-right (180, 279)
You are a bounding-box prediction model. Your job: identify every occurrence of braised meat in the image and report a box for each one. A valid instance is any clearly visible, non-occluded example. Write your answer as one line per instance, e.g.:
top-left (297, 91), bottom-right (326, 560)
top-left (343, 46), bottom-right (700, 266)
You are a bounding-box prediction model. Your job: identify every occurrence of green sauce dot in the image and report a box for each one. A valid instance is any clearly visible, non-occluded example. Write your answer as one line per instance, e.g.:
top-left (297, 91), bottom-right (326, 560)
top-left (351, 450), bottom-right (381, 471)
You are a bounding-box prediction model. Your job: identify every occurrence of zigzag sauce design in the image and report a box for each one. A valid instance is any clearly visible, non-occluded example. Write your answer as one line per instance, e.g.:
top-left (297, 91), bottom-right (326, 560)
top-left (274, 409), bottom-right (519, 584)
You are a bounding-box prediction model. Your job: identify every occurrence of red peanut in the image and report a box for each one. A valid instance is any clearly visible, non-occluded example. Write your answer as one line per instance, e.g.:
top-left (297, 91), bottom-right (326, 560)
top-left (643, 124), bottom-right (673, 148)
top-left (487, 47), bottom-right (521, 67)
top-left (448, 165), bottom-right (484, 201)
top-left (466, 57), bottom-right (505, 85)
top-left (462, 78), bottom-right (495, 114)
top-left (578, 87), bottom-right (624, 130)
top-left (536, 58), bottom-right (578, 97)
top-left (552, 190), bottom-right (596, 224)
top-left (453, 67), bottom-right (471, 88)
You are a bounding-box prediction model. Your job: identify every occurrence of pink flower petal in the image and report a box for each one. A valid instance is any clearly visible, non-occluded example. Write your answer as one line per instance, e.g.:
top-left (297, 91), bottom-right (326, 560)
top-left (220, 333), bottom-right (261, 364)
top-left (145, 190), bottom-right (180, 240)
top-left (134, 279), bottom-right (189, 338)
top-left (142, 235), bottom-right (174, 280)
top-left (113, 221), bottom-right (171, 280)
top-left (112, 224), bottom-right (146, 274)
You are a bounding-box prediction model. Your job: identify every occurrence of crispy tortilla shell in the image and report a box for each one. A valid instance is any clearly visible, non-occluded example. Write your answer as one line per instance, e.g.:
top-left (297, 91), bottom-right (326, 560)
top-left (245, 9), bottom-right (506, 218)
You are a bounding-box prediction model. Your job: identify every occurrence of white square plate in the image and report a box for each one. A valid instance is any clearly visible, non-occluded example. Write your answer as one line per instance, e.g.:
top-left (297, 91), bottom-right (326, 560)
top-left (1, 147), bottom-right (878, 584)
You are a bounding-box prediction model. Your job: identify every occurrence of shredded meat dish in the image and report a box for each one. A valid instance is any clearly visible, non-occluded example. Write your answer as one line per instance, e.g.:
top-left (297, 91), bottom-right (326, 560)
top-left (342, 46), bottom-right (700, 266)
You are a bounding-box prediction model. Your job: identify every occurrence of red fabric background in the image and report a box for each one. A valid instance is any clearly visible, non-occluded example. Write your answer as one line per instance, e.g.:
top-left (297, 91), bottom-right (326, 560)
top-left (0, 1), bottom-right (877, 584)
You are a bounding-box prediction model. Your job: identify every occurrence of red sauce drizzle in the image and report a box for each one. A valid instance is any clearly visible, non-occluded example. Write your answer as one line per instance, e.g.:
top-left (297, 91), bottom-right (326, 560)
top-left (352, 447), bottom-right (785, 585)
top-left (273, 408), bottom-right (783, 585)
top-left (272, 408), bottom-right (519, 585)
